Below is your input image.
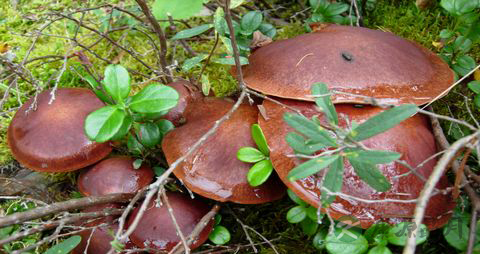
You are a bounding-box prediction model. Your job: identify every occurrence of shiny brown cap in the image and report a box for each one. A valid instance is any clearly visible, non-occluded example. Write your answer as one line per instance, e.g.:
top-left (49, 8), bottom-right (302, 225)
top-left (239, 24), bottom-right (454, 105)
top-left (258, 99), bottom-right (455, 230)
top-left (162, 97), bottom-right (285, 204)
top-left (128, 192), bottom-right (214, 251)
top-left (7, 88), bottom-right (112, 172)
top-left (78, 156), bottom-right (154, 196)
top-left (162, 80), bottom-right (200, 126)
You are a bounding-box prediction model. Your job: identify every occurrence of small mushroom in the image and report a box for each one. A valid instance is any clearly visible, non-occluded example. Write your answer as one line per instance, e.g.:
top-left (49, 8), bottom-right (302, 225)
top-left (78, 156), bottom-right (154, 196)
top-left (237, 24), bottom-right (454, 105)
top-left (162, 97), bottom-right (285, 204)
top-left (127, 192), bottom-right (214, 252)
top-left (162, 80), bottom-right (200, 126)
top-left (258, 99), bottom-right (455, 230)
top-left (7, 88), bottom-right (112, 172)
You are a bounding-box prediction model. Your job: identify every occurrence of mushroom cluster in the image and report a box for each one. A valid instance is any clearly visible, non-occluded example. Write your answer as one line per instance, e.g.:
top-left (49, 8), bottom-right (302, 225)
top-left (232, 23), bottom-right (456, 230)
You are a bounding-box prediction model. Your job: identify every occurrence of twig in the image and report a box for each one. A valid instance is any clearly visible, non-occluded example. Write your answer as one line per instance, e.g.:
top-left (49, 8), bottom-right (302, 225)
top-left (228, 207), bottom-right (258, 253)
top-left (467, 208), bottom-right (478, 254)
top-left (162, 190), bottom-right (190, 254)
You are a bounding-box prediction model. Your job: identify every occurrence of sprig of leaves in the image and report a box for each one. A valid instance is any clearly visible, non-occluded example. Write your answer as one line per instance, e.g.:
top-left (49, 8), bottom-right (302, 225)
top-left (208, 215), bottom-right (231, 245)
top-left (237, 124), bottom-right (273, 187)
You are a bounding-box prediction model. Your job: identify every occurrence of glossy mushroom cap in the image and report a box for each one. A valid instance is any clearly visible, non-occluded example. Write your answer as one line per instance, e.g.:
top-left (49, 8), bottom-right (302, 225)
top-left (72, 204), bottom-right (136, 254)
top-left (78, 156), bottom-right (154, 196)
top-left (7, 88), bottom-right (112, 172)
top-left (239, 24), bottom-right (454, 105)
top-left (162, 97), bottom-right (285, 204)
top-left (258, 99), bottom-right (455, 230)
top-left (162, 80), bottom-right (200, 126)
top-left (127, 192), bottom-right (214, 252)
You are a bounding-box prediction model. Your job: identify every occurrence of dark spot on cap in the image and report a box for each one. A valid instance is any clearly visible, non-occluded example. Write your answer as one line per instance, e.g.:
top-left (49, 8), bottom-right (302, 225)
top-left (341, 52), bottom-right (353, 62)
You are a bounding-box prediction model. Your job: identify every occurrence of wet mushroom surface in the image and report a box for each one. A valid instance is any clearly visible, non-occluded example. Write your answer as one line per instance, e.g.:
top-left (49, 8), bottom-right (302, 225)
top-left (162, 97), bottom-right (286, 204)
top-left (239, 24), bottom-right (454, 105)
top-left (258, 98), bottom-right (456, 230)
top-left (7, 88), bottom-right (112, 172)
top-left (161, 80), bottom-right (201, 126)
top-left (77, 156), bottom-right (154, 196)
top-left (127, 192), bottom-right (214, 252)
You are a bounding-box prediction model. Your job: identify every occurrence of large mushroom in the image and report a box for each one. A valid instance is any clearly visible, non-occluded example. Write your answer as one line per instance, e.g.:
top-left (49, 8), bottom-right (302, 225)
top-left (162, 80), bottom-right (201, 126)
top-left (162, 97), bottom-right (285, 204)
top-left (238, 24), bottom-right (454, 105)
top-left (7, 88), bottom-right (112, 172)
top-left (258, 99), bottom-right (455, 230)
top-left (127, 192), bottom-right (214, 252)
top-left (77, 156), bottom-right (154, 196)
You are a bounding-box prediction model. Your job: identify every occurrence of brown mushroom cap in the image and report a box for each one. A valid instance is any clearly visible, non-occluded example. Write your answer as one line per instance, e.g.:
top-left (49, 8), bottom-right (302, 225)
top-left (258, 99), bottom-right (455, 230)
top-left (78, 156), bottom-right (154, 196)
top-left (239, 24), bottom-right (454, 105)
top-left (127, 192), bottom-right (214, 252)
top-left (162, 97), bottom-right (285, 204)
top-left (162, 81), bottom-right (200, 126)
top-left (7, 88), bottom-right (112, 172)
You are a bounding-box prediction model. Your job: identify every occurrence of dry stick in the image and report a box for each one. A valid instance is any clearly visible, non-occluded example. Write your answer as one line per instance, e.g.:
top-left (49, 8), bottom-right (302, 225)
top-left (0, 193), bottom-right (133, 228)
top-left (161, 190), bottom-right (190, 254)
top-left (135, 0), bottom-right (173, 83)
top-left (167, 15), bottom-right (197, 57)
top-left (244, 225), bottom-right (280, 254)
top-left (453, 148), bottom-right (472, 198)
top-left (403, 132), bottom-right (479, 254)
top-left (197, 34), bottom-right (220, 85)
top-left (170, 204), bottom-right (221, 254)
top-left (468, 206), bottom-right (479, 254)
top-left (228, 207), bottom-right (258, 253)
top-left (0, 208), bottom-right (124, 246)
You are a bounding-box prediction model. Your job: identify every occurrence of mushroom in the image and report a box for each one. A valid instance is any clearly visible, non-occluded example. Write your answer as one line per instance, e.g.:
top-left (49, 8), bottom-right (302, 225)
top-left (77, 156), bottom-right (154, 196)
top-left (237, 24), bottom-right (454, 105)
top-left (162, 80), bottom-right (200, 126)
top-left (7, 88), bottom-right (112, 172)
top-left (162, 97), bottom-right (285, 204)
top-left (258, 98), bottom-right (455, 230)
top-left (72, 204), bottom-right (136, 254)
top-left (127, 192), bottom-right (214, 252)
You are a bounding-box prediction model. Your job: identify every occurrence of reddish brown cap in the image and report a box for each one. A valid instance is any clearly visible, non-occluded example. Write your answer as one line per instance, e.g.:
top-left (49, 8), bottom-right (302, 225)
top-left (162, 80), bottom-right (200, 126)
top-left (78, 156), bottom-right (154, 196)
top-left (162, 97), bottom-right (285, 204)
top-left (127, 192), bottom-right (214, 252)
top-left (7, 88), bottom-right (112, 172)
top-left (258, 99), bottom-right (455, 230)
top-left (239, 24), bottom-right (454, 105)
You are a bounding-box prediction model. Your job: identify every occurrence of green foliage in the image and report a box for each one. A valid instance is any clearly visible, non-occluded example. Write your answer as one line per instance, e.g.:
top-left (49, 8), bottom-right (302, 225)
top-left (387, 222), bottom-right (428, 246)
top-left (152, 0), bottom-right (203, 24)
top-left (44, 236), bottom-right (81, 254)
top-left (84, 64), bottom-right (178, 151)
top-left (306, 0), bottom-right (355, 30)
top-left (209, 216), bottom-right (231, 245)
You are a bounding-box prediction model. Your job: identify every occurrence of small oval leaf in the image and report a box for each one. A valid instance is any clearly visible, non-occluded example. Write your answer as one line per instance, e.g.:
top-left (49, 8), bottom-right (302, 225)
top-left (251, 124), bottom-right (269, 155)
top-left (286, 205), bottom-right (307, 223)
top-left (247, 159), bottom-right (273, 186)
top-left (129, 84), bottom-right (179, 113)
top-left (84, 105), bottom-right (126, 143)
top-left (209, 225), bottom-right (231, 245)
top-left (237, 147), bottom-right (265, 163)
top-left (104, 64), bottom-right (130, 103)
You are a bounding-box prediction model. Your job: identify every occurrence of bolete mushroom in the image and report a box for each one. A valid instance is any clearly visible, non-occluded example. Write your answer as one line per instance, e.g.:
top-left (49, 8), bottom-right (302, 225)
top-left (258, 99), bottom-right (455, 230)
top-left (238, 24), bottom-right (454, 105)
top-left (162, 97), bottom-right (285, 204)
top-left (7, 88), bottom-right (112, 172)
top-left (77, 156), bottom-right (154, 196)
top-left (127, 192), bottom-right (214, 252)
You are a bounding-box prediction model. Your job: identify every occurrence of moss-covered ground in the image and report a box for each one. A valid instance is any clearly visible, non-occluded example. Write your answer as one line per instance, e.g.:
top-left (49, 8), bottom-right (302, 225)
top-left (1, 0), bottom-right (479, 253)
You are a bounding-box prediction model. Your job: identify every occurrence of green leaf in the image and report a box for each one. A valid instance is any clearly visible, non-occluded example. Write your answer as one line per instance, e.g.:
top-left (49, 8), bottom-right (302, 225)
top-left (283, 113), bottom-right (336, 146)
top-left (288, 155), bottom-right (339, 181)
top-left (326, 227), bottom-right (369, 254)
top-left (237, 147), bottom-right (266, 163)
top-left (209, 225), bottom-right (231, 245)
top-left (152, 0), bottom-right (203, 21)
top-left (247, 159), bottom-right (273, 187)
top-left (286, 133), bottom-right (326, 155)
top-left (368, 246), bottom-right (392, 254)
top-left (301, 218), bottom-right (319, 236)
top-left (82, 74), bottom-right (111, 103)
top-left (348, 158), bottom-right (391, 192)
top-left (172, 24), bottom-right (213, 40)
top-left (214, 214), bottom-right (222, 226)
top-left (104, 64), bottom-right (130, 103)
top-left (110, 114), bottom-right (132, 141)
top-left (259, 23), bottom-right (276, 38)
top-left (312, 83), bottom-right (338, 125)
top-left (127, 133), bottom-right (144, 155)
top-left (157, 119), bottom-right (175, 135)
top-left (213, 56), bottom-right (249, 65)
top-left (287, 189), bottom-right (308, 206)
top-left (364, 222), bottom-right (391, 244)
top-left (443, 217), bottom-right (469, 250)
top-left (286, 205), bottom-right (307, 223)
top-left (251, 124), bottom-right (269, 155)
top-left (387, 222), bottom-right (428, 246)
top-left (453, 36), bottom-right (472, 53)
top-left (439, 29), bottom-right (454, 39)
top-left (474, 95), bottom-right (480, 108)
top-left (306, 206), bottom-right (321, 221)
top-left (241, 11), bottom-right (263, 34)
top-left (182, 54), bottom-right (207, 72)
top-left (313, 229), bottom-right (328, 250)
top-left (201, 74), bottom-right (211, 96)
top-left (213, 7), bottom-right (225, 36)
top-left (321, 156), bottom-right (344, 205)
top-left (230, 0), bottom-right (245, 8)
top-left (129, 84), bottom-right (179, 113)
top-left (345, 149), bottom-right (401, 164)
top-left (133, 159), bottom-right (143, 170)
top-left (85, 105), bottom-right (126, 143)
top-left (138, 122), bottom-right (161, 148)
top-left (348, 104), bottom-right (418, 141)
top-left (468, 81), bottom-right (480, 94)
top-left (45, 235), bottom-right (82, 254)
top-left (153, 166), bottom-right (166, 176)
top-left (325, 2), bottom-right (349, 16)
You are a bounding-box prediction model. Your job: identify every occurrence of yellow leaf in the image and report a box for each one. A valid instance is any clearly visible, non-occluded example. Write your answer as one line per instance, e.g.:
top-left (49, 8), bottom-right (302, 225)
top-left (474, 69), bottom-right (480, 81)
